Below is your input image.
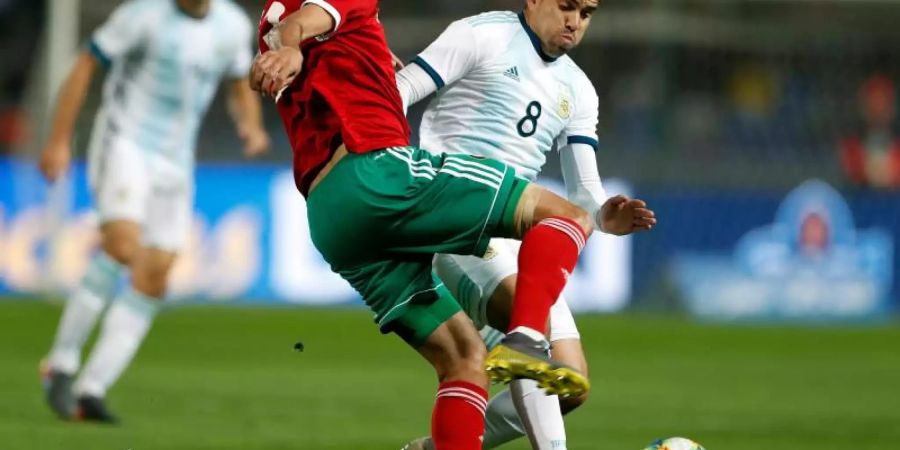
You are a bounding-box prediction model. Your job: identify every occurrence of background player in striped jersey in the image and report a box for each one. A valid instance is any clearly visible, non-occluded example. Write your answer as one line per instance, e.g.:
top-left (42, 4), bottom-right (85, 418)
top-left (38, 0), bottom-right (268, 422)
top-left (396, 0), bottom-right (656, 448)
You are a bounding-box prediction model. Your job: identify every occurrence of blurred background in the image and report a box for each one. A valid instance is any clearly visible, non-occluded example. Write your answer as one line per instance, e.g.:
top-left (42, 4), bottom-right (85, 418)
top-left (1, 1), bottom-right (898, 449)
top-left (2, 0), bottom-right (898, 317)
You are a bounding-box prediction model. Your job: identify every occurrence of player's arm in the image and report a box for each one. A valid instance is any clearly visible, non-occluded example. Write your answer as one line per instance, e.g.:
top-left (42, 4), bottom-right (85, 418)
top-left (560, 81), bottom-right (655, 235)
top-left (251, 3), bottom-right (337, 97)
top-left (38, 51), bottom-right (99, 182)
top-left (227, 79), bottom-right (270, 157)
top-left (395, 64), bottom-right (439, 114)
top-left (39, 0), bottom-right (144, 182)
top-left (396, 19), bottom-right (482, 112)
top-left (227, 14), bottom-right (269, 158)
top-left (560, 142), bottom-right (606, 226)
top-left (560, 142), bottom-right (656, 235)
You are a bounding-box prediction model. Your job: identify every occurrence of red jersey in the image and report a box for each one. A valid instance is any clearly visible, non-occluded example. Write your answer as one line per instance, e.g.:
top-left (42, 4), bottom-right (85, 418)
top-left (258, 0), bottom-right (410, 195)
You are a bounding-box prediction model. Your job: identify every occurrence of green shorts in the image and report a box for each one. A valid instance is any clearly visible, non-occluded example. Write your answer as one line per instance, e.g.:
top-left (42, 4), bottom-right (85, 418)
top-left (306, 146), bottom-right (528, 346)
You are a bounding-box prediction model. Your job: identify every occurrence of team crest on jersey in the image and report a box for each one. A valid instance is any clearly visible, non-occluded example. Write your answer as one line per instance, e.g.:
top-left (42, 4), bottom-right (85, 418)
top-left (557, 85), bottom-right (573, 119)
top-left (558, 98), bottom-right (572, 119)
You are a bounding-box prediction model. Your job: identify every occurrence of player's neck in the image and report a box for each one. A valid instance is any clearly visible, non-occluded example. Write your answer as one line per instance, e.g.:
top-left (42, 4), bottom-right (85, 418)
top-left (519, 11), bottom-right (561, 62)
top-left (175, 0), bottom-right (209, 19)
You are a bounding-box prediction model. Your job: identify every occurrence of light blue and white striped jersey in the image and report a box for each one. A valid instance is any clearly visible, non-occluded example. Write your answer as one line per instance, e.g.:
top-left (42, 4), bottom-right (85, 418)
top-left (413, 11), bottom-right (599, 181)
top-left (88, 0), bottom-right (253, 172)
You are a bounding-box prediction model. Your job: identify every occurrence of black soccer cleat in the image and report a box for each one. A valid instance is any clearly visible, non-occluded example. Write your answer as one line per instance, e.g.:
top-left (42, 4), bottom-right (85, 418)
top-left (40, 362), bottom-right (76, 419)
top-left (75, 395), bottom-right (120, 424)
top-left (483, 331), bottom-right (590, 398)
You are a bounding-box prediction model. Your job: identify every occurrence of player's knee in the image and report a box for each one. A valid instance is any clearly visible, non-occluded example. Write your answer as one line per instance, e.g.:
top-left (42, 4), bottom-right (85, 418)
top-left (559, 390), bottom-right (589, 415)
top-left (443, 342), bottom-right (488, 383)
top-left (131, 266), bottom-right (169, 299)
top-left (568, 206), bottom-right (594, 239)
top-left (142, 259), bottom-right (174, 285)
top-left (100, 221), bottom-right (142, 265)
top-left (460, 342), bottom-right (488, 376)
top-left (131, 251), bottom-right (176, 297)
top-left (544, 201), bottom-right (593, 239)
top-left (101, 238), bottom-right (138, 266)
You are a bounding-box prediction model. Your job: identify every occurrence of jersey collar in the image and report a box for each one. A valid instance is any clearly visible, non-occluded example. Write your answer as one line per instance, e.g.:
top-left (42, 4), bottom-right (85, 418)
top-left (518, 12), bottom-right (559, 63)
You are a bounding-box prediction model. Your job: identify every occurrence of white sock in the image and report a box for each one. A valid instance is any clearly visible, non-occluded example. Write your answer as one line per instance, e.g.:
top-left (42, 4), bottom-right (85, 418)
top-left (510, 379), bottom-right (567, 450)
top-left (47, 252), bottom-right (124, 374)
top-left (74, 287), bottom-right (160, 398)
top-left (482, 388), bottom-right (527, 449)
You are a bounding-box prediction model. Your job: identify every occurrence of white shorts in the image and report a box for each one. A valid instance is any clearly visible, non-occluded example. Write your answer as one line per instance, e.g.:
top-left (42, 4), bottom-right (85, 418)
top-left (433, 238), bottom-right (581, 342)
top-left (87, 132), bottom-right (193, 252)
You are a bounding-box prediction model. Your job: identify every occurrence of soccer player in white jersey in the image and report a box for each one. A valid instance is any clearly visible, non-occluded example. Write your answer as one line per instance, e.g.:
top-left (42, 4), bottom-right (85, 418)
top-left (397, 0), bottom-right (656, 448)
top-left (37, 0), bottom-right (269, 422)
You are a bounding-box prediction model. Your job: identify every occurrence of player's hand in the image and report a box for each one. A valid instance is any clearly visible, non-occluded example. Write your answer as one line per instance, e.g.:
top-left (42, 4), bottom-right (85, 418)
top-left (251, 47), bottom-right (303, 98)
top-left (598, 195), bottom-right (657, 235)
top-left (240, 126), bottom-right (270, 158)
top-left (38, 140), bottom-right (71, 183)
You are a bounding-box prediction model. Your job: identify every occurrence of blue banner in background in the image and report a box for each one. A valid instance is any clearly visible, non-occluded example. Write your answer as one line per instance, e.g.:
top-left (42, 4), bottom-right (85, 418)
top-left (2, 156), bottom-right (897, 320)
top-left (0, 157), bottom-right (633, 312)
top-left (671, 180), bottom-right (893, 320)
top-left (632, 184), bottom-right (899, 320)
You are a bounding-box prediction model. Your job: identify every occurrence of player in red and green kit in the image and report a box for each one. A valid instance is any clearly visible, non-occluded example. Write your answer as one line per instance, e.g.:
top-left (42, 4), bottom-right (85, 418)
top-left (251, 1), bottom-right (651, 448)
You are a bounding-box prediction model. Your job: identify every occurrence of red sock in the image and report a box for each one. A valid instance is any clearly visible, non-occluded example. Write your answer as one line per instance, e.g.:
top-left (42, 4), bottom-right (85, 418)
top-left (508, 217), bottom-right (587, 334)
top-left (432, 381), bottom-right (488, 450)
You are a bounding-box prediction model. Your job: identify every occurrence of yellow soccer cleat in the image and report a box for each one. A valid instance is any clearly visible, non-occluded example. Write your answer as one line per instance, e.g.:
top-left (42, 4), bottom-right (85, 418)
top-left (483, 332), bottom-right (590, 398)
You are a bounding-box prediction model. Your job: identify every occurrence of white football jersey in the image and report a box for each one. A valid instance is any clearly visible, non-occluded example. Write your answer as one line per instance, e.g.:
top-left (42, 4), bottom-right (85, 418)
top-left (88, 0), bottom-right (253, 172)
top-left (414, 11), bottom-right (599, 180)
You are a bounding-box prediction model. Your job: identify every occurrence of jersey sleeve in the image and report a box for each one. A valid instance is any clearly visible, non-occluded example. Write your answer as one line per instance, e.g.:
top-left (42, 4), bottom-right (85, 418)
top-left (559, 77), bottom-right (600, 151)
top-left (396, 63), bottom-right (439, 113)
top-left (411, 19), bottom-right (481, 90)
top-left (89, 0), bottom-right (148, 67)
top-left (301, 0), bottom-right (376, 36)
top-left (560, 142), bottom-right (607, 230)
top-left (226, 13), bottom-right (254, 79)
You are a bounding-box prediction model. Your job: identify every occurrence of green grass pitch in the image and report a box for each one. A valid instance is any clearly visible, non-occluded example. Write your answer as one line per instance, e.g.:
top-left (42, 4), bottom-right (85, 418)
top-left (1, 299), bottom-right (898, 449)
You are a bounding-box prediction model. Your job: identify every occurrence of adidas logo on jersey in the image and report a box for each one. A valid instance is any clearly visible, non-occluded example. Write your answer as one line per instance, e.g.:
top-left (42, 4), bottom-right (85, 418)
top-left (503, 66), bottom-right (520, 82)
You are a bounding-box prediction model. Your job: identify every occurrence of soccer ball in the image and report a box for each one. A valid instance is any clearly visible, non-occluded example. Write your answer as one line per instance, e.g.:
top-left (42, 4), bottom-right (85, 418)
top-left (643, 437), bottom-right (706, 450)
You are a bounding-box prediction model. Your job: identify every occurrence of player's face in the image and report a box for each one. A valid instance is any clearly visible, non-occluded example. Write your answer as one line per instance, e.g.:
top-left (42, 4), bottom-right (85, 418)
top-left (528, 0), bottom-right (598, 56)
top-left (176, 0), bottom-right (211, 18)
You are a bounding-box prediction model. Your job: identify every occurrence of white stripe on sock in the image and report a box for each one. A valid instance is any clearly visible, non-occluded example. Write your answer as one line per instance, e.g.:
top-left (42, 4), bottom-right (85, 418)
top-left (437, 392), bottom-right (487, 415)
top-left (438, 387), bottom-right (489, 408)
top-left (539, 219), bottom-right (585, 252)
top-left (542, 218), bottom-right (586, 247)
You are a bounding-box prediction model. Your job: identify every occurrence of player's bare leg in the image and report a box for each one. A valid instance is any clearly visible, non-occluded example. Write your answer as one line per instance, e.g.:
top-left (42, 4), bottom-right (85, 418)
top-left (550, 339), bottom-right (589, 414)
top-left (484, 184), bottom-right (592, 398)
top-left (42, 220), bottom-right (139, 419)
top-left (71, 246), bottom-right (174, 423)
top-left (416, 312), bottom-right (490, 450)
